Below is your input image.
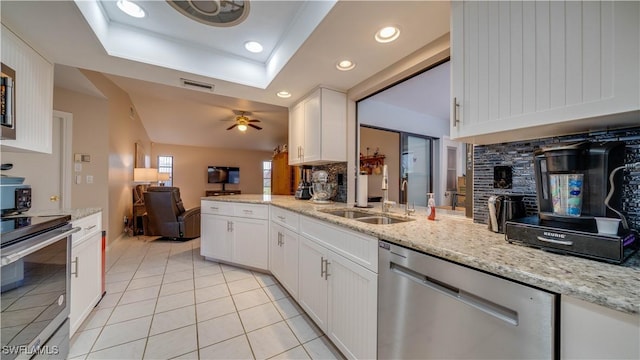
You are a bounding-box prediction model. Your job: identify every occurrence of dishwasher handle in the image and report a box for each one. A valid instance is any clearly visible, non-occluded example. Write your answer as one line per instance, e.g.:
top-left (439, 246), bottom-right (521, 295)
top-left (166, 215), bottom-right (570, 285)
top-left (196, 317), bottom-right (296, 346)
top-left (390, 262), bottom-right (519, 326)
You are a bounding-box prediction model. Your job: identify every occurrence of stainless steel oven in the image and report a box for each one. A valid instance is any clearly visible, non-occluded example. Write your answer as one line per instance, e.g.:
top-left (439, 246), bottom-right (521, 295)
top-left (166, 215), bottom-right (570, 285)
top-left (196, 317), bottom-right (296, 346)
top-left (1, 215), bottom-right (78, 360)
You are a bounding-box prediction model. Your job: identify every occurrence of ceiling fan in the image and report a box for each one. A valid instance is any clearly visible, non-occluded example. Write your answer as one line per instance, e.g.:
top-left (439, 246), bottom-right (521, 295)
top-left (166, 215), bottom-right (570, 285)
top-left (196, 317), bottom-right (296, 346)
top-left (225, 111), bottom-right (262, 132)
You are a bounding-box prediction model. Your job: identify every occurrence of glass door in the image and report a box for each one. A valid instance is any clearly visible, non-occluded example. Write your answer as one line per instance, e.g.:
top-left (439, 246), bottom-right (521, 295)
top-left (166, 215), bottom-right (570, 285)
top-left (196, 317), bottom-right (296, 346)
top-left (401, 134), bottom-right (433, 207)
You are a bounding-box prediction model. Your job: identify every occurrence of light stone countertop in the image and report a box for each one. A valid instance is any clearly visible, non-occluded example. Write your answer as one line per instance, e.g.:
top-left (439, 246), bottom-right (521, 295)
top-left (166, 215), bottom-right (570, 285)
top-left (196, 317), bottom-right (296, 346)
top-left (202, 194), bottom-right (640, 314)
top-left (22, 207), bottom-right (102, 221)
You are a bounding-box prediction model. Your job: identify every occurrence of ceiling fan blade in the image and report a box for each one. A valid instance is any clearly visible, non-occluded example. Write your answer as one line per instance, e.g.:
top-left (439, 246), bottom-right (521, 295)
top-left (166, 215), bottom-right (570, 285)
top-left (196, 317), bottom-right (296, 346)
top-left (248, 119), bottom-right (261, 123)
top-left (249, 124), bottom-right (262, 130)
top-left (226, 124), bottom-right (238, 130)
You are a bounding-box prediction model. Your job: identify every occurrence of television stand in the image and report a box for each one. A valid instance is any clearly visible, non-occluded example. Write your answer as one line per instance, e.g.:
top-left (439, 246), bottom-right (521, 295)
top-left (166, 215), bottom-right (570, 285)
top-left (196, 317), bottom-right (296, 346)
top-left (205, 190), bottom-right (242, 197)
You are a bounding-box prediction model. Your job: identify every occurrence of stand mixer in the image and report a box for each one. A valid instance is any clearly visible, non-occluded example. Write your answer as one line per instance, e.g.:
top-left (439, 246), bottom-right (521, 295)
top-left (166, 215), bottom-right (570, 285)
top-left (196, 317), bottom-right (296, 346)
top-left (310, 170), bottom-right (336, 203)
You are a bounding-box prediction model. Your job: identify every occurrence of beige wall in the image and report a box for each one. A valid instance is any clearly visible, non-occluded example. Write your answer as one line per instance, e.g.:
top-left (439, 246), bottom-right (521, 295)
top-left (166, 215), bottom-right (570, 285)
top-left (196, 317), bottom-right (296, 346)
top-left (360, 127), bottom-right (400, 203)
top-left (76, 70), bottom-right (151, 246)
top-left (53, 87), bottom-right (109, 229)
top-left (150, 143), bottom-right (272, 209)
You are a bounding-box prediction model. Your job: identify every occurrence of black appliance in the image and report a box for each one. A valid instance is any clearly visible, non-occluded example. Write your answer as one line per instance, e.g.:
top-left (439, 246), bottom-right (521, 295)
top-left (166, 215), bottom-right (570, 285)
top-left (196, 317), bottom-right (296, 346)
top-left (1, 214), bottom-right (77, 359)
top-left (488, 194), bottom-right (526, 234)
top-left (0, 175), bottom-right (31, 216)
top-left (294, 166), bottom-right (312, 200)
top-left (505, 141), bottom-right (639, 264)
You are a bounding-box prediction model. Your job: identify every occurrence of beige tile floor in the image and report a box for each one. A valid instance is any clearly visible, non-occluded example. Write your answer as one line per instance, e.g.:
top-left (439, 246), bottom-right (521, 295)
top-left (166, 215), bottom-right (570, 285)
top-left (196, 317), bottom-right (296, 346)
top-left (69, 236), bottom-right (346, 360)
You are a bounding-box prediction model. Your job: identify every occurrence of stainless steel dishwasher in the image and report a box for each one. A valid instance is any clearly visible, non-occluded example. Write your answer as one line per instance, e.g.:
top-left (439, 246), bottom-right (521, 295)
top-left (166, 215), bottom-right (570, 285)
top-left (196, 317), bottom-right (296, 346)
top-left (378, 241), bottom-right (558, 359)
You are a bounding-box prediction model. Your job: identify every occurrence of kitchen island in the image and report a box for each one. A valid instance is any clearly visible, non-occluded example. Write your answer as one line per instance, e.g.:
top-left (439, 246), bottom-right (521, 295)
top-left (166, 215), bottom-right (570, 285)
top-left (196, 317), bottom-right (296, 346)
top-left (202, 194), bottom-right (639, 359)
top-left (204, 194), bottom-right (639, 314)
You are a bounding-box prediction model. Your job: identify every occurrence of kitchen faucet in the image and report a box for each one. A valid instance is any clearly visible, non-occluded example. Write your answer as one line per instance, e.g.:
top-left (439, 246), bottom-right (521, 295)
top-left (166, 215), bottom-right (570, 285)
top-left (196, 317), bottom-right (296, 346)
top-left (401, 178), bottom-right (415, 216)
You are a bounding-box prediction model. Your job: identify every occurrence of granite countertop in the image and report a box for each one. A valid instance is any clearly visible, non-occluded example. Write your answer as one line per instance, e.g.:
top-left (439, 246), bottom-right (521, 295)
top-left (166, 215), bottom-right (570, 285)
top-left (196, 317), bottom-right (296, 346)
top-left (202, 195), bottom-right (640, 315)
top-left (22, 207), bottom-right (102, 221)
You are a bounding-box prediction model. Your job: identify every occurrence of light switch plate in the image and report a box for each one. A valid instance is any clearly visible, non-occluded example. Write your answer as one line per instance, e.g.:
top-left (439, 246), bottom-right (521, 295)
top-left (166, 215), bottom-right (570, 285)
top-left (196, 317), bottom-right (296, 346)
top-left (74, 163), bottom-right (82, 172)
top-left (75, 175), bottom-right (82, 184)
top-left (86, 175), bottom-right (93, 184)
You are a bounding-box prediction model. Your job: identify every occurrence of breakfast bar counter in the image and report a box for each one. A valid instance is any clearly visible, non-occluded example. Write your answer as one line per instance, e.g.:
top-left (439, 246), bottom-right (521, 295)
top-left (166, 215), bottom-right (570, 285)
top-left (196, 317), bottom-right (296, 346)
top-left (202, 195), bottom-right (640, 314)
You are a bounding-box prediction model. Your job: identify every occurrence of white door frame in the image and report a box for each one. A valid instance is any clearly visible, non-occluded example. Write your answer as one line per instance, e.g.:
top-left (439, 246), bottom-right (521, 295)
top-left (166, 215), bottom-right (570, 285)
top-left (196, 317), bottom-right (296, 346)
top-left (54, 110), bottom-right (73, 209)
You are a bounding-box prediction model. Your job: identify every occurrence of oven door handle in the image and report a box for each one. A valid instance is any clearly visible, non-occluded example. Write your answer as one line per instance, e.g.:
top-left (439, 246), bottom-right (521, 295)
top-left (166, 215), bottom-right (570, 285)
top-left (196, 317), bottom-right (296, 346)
top-left (1, 227), bottom-right (81, 266)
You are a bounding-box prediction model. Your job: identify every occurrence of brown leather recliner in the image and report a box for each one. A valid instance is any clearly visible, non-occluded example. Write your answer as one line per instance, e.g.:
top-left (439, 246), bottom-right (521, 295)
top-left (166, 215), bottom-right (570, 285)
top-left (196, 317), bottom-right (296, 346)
top-left (143, 187), bottom-right (200, 240)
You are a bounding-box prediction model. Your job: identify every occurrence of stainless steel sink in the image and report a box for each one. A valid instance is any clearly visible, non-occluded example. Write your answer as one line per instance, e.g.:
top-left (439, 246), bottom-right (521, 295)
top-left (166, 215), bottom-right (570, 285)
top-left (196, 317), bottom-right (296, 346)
top-left (320, 209), bottom-right (374, 219)
top-left (356, 216), bottom-right (414, 225)
top-left (320, 208), bottom-right (414, 225)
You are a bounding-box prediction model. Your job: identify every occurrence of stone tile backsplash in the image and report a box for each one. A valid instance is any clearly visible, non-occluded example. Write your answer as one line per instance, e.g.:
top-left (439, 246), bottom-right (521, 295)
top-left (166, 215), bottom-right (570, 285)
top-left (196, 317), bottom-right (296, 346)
top-left (473, 127), bottom-right (640, 231)
top-left (312, 162), bottom-right (348, 203)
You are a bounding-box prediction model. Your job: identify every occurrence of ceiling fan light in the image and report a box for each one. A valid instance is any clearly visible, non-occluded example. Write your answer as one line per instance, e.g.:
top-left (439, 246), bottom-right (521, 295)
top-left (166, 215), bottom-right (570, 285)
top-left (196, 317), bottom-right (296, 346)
top-left (237, 124), bottom-right (248, 132)
top-left (375, 26), bottom-right (400, 43)
top-left (245, 41), bottom-right (263, 53)
top-left (117, 0), bottom-right (146, 18)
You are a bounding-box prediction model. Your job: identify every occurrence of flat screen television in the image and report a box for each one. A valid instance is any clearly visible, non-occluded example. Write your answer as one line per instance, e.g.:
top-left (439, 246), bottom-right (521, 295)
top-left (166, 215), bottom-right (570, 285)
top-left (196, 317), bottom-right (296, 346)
top-left (208, 166), bottom-right (240, 184)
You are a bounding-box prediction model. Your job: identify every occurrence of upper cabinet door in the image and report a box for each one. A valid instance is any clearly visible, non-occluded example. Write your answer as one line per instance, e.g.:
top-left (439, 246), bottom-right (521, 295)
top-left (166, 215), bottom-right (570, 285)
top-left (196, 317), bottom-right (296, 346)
top-left (451, 1), bottom-right (640, 144)
top-left (288, 87), bottom-right (347, 165)
top-left (288, 101), bottom-right (304, 165)
top-left (1, 25), bottom-right (54, 153)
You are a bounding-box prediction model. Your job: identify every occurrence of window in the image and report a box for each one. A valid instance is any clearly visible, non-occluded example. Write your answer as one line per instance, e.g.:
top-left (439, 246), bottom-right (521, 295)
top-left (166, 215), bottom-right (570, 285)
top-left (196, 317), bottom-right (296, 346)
top-left (263, 161), bottom-right (272, 195)
top-left (158, 155), bottom-right (173, 187)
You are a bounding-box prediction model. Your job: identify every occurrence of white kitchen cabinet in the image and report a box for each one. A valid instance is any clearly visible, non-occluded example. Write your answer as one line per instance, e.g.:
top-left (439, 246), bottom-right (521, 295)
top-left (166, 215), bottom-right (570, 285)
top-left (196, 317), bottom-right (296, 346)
top-left (0, 25), bottom-right (54, 153)
top-left (288, 87), bottom-right (347, 165)
top-left (200, 200), bottom-right (268, 270)
top-left (561, 296), bottom-right (640, 359)
top-left (450, 1), bottom-right (640, 144)
top-left (200, 213), bottom-right (233, 262)
top-left (70, 212), bottom-right (102, 336)
top-left (298, 235), bottom-right (330, 332)
top-left (269, 223), bottom-right (299, 299)
top-left (298, 216), bottom-right (378, 360)
top-left (232, 216), bottom-right (269, 269)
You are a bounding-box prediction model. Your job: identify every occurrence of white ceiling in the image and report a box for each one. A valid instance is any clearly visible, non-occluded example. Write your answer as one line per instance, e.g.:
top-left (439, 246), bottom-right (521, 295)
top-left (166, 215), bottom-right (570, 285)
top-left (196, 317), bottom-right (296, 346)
top-left (0, 0), bottom-right (451, 151)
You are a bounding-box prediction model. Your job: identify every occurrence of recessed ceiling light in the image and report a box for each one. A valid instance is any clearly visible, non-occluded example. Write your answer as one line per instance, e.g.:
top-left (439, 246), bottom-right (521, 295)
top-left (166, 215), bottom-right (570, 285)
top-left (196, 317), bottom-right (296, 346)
top-left (336, 60), bottom-right (356, 71)
top-left (375, 26), bottom-right (400, 43)
top-left (277, 91), bottom-right (292, 98)
top-left (117, 0), bottom-right (146, 18)
top-left (244, 41), bottom-right (263, 53)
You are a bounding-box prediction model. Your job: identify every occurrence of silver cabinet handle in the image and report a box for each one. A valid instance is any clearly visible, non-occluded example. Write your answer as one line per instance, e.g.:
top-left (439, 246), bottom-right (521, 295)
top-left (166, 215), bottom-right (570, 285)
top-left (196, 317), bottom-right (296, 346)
top-left (324, 259), bottom-right (330, 280)
top-left (86, 224), bottom-right (97, 231)
top-left (277, 215), bottom-right (285, 221)
top-left (71, 256), bottom-right (79, 278)
top-left (453, 97), bottom-right (460, 127)
top-left (229, 221), bottom-right (234, 232)
top-left (210, 206), bottom-right (219, 211)
top-left (242, 209), bottom-right (253, 214)
top-left (320, 256), bottom-right (325, 278)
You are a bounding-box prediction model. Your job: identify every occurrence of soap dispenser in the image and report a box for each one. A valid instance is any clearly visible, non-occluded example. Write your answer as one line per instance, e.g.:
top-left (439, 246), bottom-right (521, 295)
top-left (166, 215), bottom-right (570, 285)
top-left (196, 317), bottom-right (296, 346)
top-left (427, 193), bottom-right (436, 220)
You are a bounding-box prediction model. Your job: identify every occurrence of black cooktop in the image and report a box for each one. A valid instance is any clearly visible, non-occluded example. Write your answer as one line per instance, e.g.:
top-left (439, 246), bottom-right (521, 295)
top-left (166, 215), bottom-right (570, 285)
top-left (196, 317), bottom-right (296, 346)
top-left (0, 215), bottom-right (71, 247)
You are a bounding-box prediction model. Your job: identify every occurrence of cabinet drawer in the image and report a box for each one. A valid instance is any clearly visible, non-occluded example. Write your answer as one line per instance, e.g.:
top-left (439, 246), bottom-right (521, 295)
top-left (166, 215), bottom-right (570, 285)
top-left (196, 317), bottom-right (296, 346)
top-left (300, 215), bottom-right (378, 273)
top-left (71, 213), bottom-right (101, 246)
top-left (201, 200), bottom-right (234, 216)
top-left (234, 203), bottom-right (268, 220)
top-left (271, 206), bottom-right (299, 231)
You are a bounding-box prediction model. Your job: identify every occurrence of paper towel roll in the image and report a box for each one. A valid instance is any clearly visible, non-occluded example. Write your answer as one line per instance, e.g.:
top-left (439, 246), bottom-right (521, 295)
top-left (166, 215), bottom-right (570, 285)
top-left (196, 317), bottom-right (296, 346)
top-left (357, 175), bottom-right (368, 207)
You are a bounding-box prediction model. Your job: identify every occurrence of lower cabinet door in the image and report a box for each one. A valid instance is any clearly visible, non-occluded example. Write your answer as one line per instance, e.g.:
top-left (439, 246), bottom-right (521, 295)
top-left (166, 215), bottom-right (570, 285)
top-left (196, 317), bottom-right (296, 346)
top-left (280, 227), bottom-right (299, 299)
top-left (232, 217), bottom-right (268, 270)
top-left (298, 236), bottom-right (329, 332)
top-left (70, 232), bottom-right (102, 336)
top-left (327, 251), bottom-right (378, 360)
top-left (269, 223), bottom-right (285, 280)
top-left (201, 214), bottom-right (232, 261)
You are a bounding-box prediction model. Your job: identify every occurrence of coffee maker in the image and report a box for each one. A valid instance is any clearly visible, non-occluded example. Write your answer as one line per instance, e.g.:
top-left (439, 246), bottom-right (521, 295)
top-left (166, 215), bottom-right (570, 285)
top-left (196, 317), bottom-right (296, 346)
top-left (294, 166), bottom-right (312, 200)
top-left (505, 141), bottom-right (639, 264)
